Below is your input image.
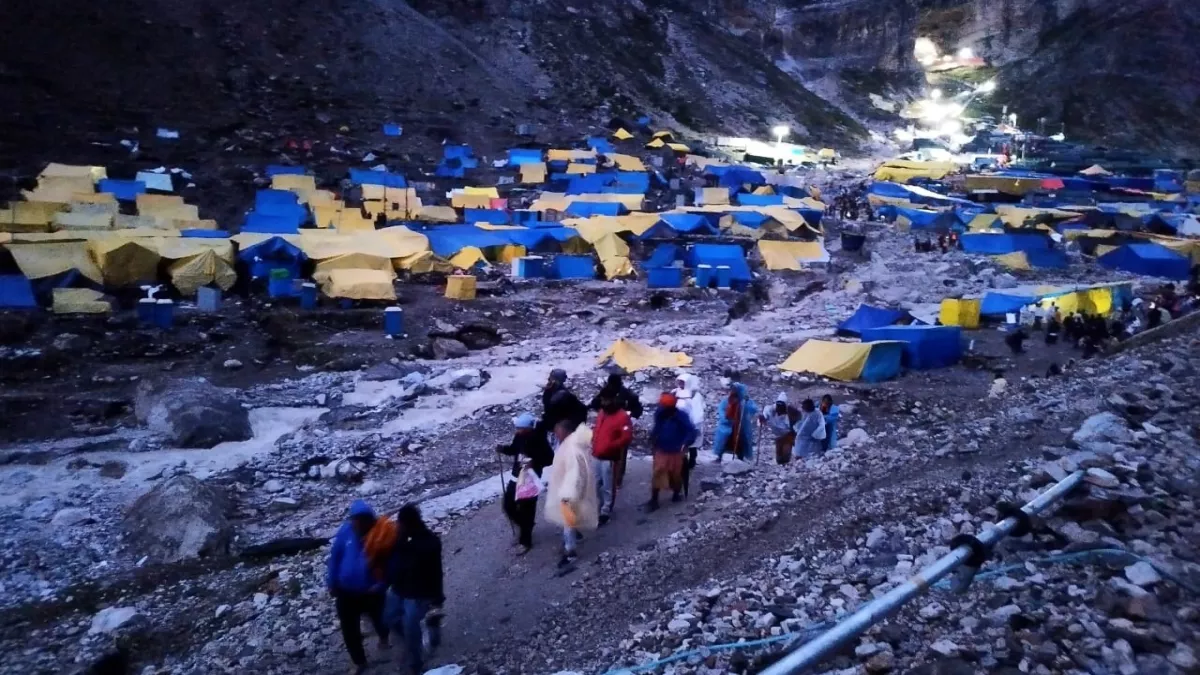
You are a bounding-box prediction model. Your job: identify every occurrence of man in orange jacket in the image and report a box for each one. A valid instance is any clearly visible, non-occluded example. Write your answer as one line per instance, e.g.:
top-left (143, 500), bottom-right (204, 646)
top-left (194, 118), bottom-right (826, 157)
top-left (592, 394), bottom-right (633, 526)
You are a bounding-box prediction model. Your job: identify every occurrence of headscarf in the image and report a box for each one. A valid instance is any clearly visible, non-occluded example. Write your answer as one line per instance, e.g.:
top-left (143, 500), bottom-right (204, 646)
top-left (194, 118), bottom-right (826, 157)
top-left (659, 392), bottom-right (678, 408)
top-left (514, 412), bottom-right (536, 429)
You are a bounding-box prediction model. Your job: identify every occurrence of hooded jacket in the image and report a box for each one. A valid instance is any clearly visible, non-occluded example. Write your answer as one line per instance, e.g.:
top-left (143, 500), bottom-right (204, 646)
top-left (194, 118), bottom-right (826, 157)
top-left (672, 374), bottom-right (706, 446)
top-left (387, 527), bottom-right (445, 604)
top-left (589, 376), bottom-right (644, 419)
top-left (545, 426), bottom-right (599, 530)
top-left (327, 500), bottom-right (378, 594)
top-left (649, 406), bottom-right (698, 454)
top-left (793, 408), bottom-right (826, 458)
top-left (712, 383), bottom-right (759, 459)
top-left (592, 408), bottom-right (634, 461)
top-left (499, 428), bottom-right (555, 479)
top-left (822, 404), bottom-right (840, 450)
top-left (539, 384), bottom-right (588, 434)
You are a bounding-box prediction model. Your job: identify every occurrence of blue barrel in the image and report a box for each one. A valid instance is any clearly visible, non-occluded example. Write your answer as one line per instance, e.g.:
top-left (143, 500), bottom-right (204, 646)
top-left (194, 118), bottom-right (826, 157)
top-left (695, 264), bottom-right (715, 288)
top-left (137, 298), bottom-right (157, 324)
top-left (300, 283), bottom-right (317, 309)
top-left (268, 275), bottom-right (293, 298)
top-left (154, 299), bottom-right (175, 329)
top-left (384, 306), bottom-right (404, 336)
top-left (715, 265), bottom-right (733, 289)
top-left (647, 266), bottom-right (682, 289)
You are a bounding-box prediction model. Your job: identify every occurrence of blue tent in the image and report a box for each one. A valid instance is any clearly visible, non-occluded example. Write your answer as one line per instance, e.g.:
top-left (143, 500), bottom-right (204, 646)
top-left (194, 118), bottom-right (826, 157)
top-left (245, 190), bottom-right (306, 232)
top-left (686, 244), bottom-right (751, 283)
top-left (737, 193), bottom-right (784, 206)
top-left (861, 325), bottom-right (963, 370)
top-left (646, 243), bottom-right (680, 268)
top-left (463, 209), bottom-right (511, 225)
top-left (1098, 243), bottom-right (1191, 279)
top-left (1024, 249), bottom-right (1069, 269)
top-left (730, 212), bottom-right (772, 228)
top-left (979, 287), bottom-right (1067, 316)
top-left (238, 237), bottom-right (307, 280)
top-left (435, 159), bottom-right (467, 178)
top-left (893, 206), bottom-right (946, 229)
top-left (508, 149), bottom-right (543, 165)
top-left (565, 202), bottom-right (626, 217)
top-left (97, 179), bottom-right (146, 201)
top-left (349, 169), bottom-right (406, 188)
top-left (859, 342), bottom-right (906, 383)
top-left (838, 305), bottom-right (911, 337)
top-left (960, 233), bottom-right (1051, 254)
top-left (266, 165), bottom-right (307, 177)
top-left (717, 167), bottom-right (766, 188)
top-left (797, 208), bottom-right (824, 228)
top-left (586, 137), bottom-right (614, 153)
top-left (243, 213), bottom-right (301, 234)
top-left (659, 213), bottom-right (718, 235)
top-left (0, 275), bottom-right (37, 308)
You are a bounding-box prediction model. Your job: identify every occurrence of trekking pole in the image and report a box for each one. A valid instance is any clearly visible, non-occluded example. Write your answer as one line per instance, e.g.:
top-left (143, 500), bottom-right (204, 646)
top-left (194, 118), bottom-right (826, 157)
top-left (497, 452), bottom-right (517, 539)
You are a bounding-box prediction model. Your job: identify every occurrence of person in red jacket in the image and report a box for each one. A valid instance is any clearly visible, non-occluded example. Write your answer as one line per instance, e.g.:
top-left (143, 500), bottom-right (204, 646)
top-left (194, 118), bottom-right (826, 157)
top-left (592, 394), bottom-right (633, 526)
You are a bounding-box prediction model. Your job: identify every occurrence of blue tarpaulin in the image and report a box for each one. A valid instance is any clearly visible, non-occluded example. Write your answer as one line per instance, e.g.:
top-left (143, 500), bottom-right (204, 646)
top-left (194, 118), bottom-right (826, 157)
top-left (551, 255), bottom-right (596, 279)
top-left (463, 209), bottom-right (511, 225)
top-left (1098, 243), bottom-right (1191, 279)
top-left (0, 275), bottom-right (37, 308)
top-left (238, 237), bottom-right (307, 279)
top-left (797, 208), bottom-right (824, 228)
top-left (266, 165), bottom-right (307, 177)
top-left (435, 160), bottom-right (466, 178)
top-left (959, 233), bottom-right (1051, 254)
top-left (659, 213), bottom-right (718, 234)
top-left (243, 213), bottom-right (301, 234)
top-left (1024, 249), bottom-right (1069, 269)
top-left (717, 167), bottom-right (766, 188)
top-left (859, 342), bottom-right (905, 383)
top-left (646, 243), bottom-right (680, 268)
top-left (837, 304), bottom-right (911, 336)
top-left (586, 137), bottom-right (614, 153)
top-left (730, 212), bottom-right (771, 228)
top-left (420, 225), bottom-right (578, 258)
top-left (566, 172), bottom-right (650, 195)
top-left (181, 230), bottom-right (231, 238)
top-left (686, 244), bottom-right (751, 283)
top-left (349, 169), bottom-right (407, 188)
top-left (383, 123), bottom-right (403, 137)
top-left (565, 202), bottom-right (625, 217)
top-left (861, 325), bottom-right (963, 370)
top-left (508, 149), bottom-right (543, 165)
top-left (737, 193), bottom-right (784, 206)
top-left (97, 179), bottom-right (146, 201)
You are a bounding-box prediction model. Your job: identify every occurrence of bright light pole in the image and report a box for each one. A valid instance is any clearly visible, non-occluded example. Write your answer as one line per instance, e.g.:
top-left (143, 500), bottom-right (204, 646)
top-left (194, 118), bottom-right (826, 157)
top-left (772, 125), bottom-right (789, 144)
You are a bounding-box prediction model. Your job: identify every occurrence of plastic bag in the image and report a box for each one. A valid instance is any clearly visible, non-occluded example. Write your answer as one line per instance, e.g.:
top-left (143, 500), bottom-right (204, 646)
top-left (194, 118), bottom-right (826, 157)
top-left (811, 419), bottom-right (827, 441)
top-left (515, 467), bottom-right (541, 500)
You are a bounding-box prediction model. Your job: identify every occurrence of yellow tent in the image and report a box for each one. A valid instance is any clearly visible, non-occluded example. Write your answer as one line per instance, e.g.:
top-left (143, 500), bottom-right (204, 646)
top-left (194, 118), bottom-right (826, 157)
top-left (497, 244), bottom-right (526, 263)
top-left (40, 163), bottom-right (107, 182)
top-left (3, 201), bottom-right (68, 230)
top-left (939, 298), bottom-right (981, 328)
top-left (963, 175), bottom-right (1043, 196)
top-left (873, 160), bottom-right (955, 184)
top-left (7, 241), bottom-right (103, 283)
top-left (596, 338), bottom-right (691, 372)
top-left (606, 154), bottom-right (646, 172)
top-left (156, 239), bottom-right (237, 295)
top-left (698, 187), bottom-right (730, 206)
top-left (416, 205), bottom-right (460, 223)
top-left (397, 251), bottom-right (454, 273)
top-left (994, 205), bottom-right (1080, 228)
top-left (667, 143), bottom-right (691, 153)
top-left (23, 176), bottom-right (97, 204)
top-left (312, 253), bottom-right (395, 284)
top-left (90, 238), bottom-right (161, 286)
top-left (320, 269), bottom-right (396, 300)
top-left (612, 128), bottom-right (634, 140)
top-left (651, 131), bottom-right (674, 140)
top-left (520, 162), bottom-right (547, 184)
top-left (1080, 164), bottom-right (1111, 176)
top-left (271, 174), bottom-right (316, 192)
top-left (450, 192), bottom-right (493, 209)
top-left (445, 275), bottom-right (477, 300)
top-left (566, 162), bottom-right (596, 175)
top-left (136, 194), bottom-right (199, 223)
top-left (818, 148), bottom-right (837, 159)
top-left (464, 186), bottom-right (500, 199)
top-left (449, 246), bottom-right (487, 269)
top-left (54, 210), bottom-right (114, 231)
top-left (547, 149), bottom-right (597, 162)
top-left (967, 213), bottom-right (1001, 231)
top-left (994, 251), bottom-right (1032, 271)
top-left (779, 340), bottom-right (872, 381)
top-left (52, 288), bottom-right (110, 314)
top-left (757, 240), bottom-right (830, 270)
top-left (752, 186), bottom-right (775, 196)
top-left (645, 138), bottom-right (666, 149)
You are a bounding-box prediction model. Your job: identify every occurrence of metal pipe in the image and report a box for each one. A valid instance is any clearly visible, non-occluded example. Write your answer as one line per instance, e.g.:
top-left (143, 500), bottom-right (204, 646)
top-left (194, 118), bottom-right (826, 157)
top-left (759, 470), bottom-right (1084, 675)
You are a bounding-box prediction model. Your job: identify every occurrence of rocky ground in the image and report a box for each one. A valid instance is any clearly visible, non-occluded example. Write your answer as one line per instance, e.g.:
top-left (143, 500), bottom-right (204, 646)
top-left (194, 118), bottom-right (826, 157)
top-left (1, 177), bottom-right (1197, 674)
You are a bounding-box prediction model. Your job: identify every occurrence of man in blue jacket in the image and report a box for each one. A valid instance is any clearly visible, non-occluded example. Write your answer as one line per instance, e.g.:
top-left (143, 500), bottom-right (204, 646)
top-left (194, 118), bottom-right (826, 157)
top-left (328, 500), bottom-right (389, 673)
top-left (646, 392), bottom-right (698, 511)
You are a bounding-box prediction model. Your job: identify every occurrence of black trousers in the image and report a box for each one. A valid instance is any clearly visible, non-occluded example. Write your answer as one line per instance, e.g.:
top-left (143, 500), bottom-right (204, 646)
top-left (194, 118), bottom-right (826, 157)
top-left (335, 591), bottom-right (388, 666)
top-left (681, 447), bottom-right (698, 496)
top-left (503, 482), bottom-right (538, 548)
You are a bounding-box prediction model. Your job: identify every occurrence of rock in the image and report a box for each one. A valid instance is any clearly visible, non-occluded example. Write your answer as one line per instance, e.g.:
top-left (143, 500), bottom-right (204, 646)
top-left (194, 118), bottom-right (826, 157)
top-left (930, 639), bottom-right (961, 657)
top-left (89, 607), bottom-right (140, 635)
top-left (401, 371), bottom-right (426, 387)
top-left (322, 458), bottom-right (366, 482)
top-left (134, 378), bottom-right (252, 448)
top-left (122, 475), bottom-right (231, 562)
top-left (1168, 645), bottom-right (1197, 670)
top-left (988, 604), bottom-right (1022, 624)
top-left (269, 497), bottom-right (300, 511)
top-left (1099, 578), bottom-right (1161, 620)
top-left (991, 272), bottom-right (1018, 289)
top-left (667, 618), bottom-right (690, 632)
top-left (919, 602), bottom-right (945, 620)
top-left (866, 527), bottom-right (888, 550)
top-left (362, 362), bottom-right (417, 382)
top-left (448, 368), bottom-right (484, 390)
top-left (52, 333), bottom-right (91, 352)
top-left (722, 459), bottom-right (753, 476)
top-left (1073, 412), bottom-right (1134, 446)
top-left (215, 604), bottom-right (231, 618)
top-left (50, 507), bottom-right (93, 527)
top-left (22, 497), bottom-right (58, 521)
top-left (1085, 468), bottom-right (1121, 488)
top-left (865, 651), bottom-right (895, 673)
top-left (754, 613), bottom-right (778, 629)
top-left (356, 480), bottom-right (383, 495)
top-left (430, 338), bottom-right (468, 360)
top-left (223, 358), bottom-right (243, 370)
top-left (842, 428), bottom-right (871, 446)
top-left (98, 460), bottom-right (128, 478)
top-left (1124, 561), bottom-right (1162, 587)
top-left (263, 479), bottom-right (285, 493)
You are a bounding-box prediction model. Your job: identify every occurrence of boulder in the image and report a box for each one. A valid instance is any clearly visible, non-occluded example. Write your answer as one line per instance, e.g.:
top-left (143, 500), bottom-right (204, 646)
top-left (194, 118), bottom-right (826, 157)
top-left (50, 507), bottom-right (93, 527)
top-left (430, 338), bottom-right (468, 360)
top-left (841, 428), bottom-right (871, 447)
top-left (134, 378), bottom-right (252, 448)
top-left (122, 475), bottom-right (232, 562)
top-left (1073, 412), bottom-right (1134, 446)
top-left (88, 607), bottom-right (140, 635)
top-left (22, 497), bottom-right (58, 521)
top-left (448, 368), bottom-right (485, 390)
top-left (722, 459), bottom-right (753, 476)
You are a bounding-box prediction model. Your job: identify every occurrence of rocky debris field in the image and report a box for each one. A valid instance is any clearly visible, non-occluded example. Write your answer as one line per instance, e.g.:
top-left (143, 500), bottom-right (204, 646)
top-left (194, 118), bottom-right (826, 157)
top-left (0, 184), bottom-right (1196, 674)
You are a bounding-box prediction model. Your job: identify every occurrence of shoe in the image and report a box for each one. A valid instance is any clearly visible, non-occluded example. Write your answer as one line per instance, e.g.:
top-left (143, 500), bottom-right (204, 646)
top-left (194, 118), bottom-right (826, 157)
top-left (598, 514), bottom-right (610, 527)
top-left (671, 492), bottom-right (683, 503)
top-left (557, 553), bottom-right (577, 568)
top-left (643, 500), bottom-right (660, 512)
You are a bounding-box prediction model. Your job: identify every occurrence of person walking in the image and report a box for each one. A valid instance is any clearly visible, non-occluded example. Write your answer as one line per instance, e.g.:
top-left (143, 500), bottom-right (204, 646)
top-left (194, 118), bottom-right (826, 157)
top-left (498, 412), bottom-right (555, 553)
top-left (385, 504), bottom-right (445, 675)
top-left (647, 393), bottom-right (698, 510)
top-left (672, 373), bottom-right (706, 496)
top-left (792, 399), bottom-right (826, 459)
top-left (545, 420), bottom-right (599, 568)
top-left (592, 395), bottom-right (633, 526)
top-left (539, 369), bottom-right (588, 443)
top-left (328, 500), bottom-right (389, 674)
top-left (819, 394), bottom-right (840, 452)
top-left (760, 393), bottom-right (800, 464)
top-left (590, 372), bottom-right (643, 488)
top-left (712, 382), bottom-right (759, 462)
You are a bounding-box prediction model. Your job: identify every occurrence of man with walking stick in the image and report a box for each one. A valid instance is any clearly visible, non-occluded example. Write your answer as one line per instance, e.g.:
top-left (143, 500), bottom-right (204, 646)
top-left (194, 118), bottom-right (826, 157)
top-left (498, 412), bottom-right (554, 554)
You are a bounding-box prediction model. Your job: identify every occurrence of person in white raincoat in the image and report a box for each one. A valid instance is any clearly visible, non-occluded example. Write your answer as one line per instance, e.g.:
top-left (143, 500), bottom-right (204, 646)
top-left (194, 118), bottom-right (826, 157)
top-left (544, 421), bottom-right (598, 568)
top-left (672, 373), bottom-right (706, 496)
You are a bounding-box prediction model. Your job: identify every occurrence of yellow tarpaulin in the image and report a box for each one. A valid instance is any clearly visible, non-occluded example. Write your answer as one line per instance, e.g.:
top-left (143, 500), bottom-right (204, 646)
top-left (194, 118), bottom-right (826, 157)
top-left (7, 241), bottom-right (103, 282)
top-left (939, 298), bottom-right (981, 328)
top-left (666, 143), bottom-right (691, 153)
top-left (167, 250), bottom-right (236, 295)
top-left (449, 247), bottom-right (487, 269)
top-left (312, 205), bottom-right (342, 229)
top-left (320, 268), bottom-right (396, 300)
top-left (596, 338), bottom-right (691, 372)
top-left (651, 131), bottom-right (673, 140)
top-left (13, 201), bottom-right (68, 226)
top-left (115, 215), bottom-right (169, 230)
top-left (24, 177), bottom-right (97, 204)
top-left (520, 163), bottom-right (547, 184)
top-left (417, 205), bottom-right (460, 223)
top-left (818, 148), bottom-right (836, 159)
top-left (398, 251), bottom-right (453, 273)
top-left (699, 187), bottom-right (730, 206)
top-left (757, 240), bottom-right (830, 270)
top-left (445, 275), bottom-right (477, 300)
top-left (498, 244), bottom-right (526, 263)
top-left (612, 128), bottom-right (633, 140)
top-left (994, 251), bottom-right (1031, 271)
top-left (606, 154), bottom-right (645, 172)
top-left (40, 163), bottom-right (107, 182)
top-left (873, 160), bottom-right (955, 184)
top-left (54, 210), bottom-right (114, 231)
top-left (547, 149), bottom-right (596, 162)
top-left (752, 186), bottom-right (775, 196)
top-left (312, 253), bottom-right (395, 284)
top-left (566, 162), bottom-right (597, 175)
top-left (450, 192), bottom-right (493, 209)
top-left (464, 186), bottom-right (500, 198)
top-left (137, 194), bottom-right (199, 222)
top-left (90, 238), bottom-right (161, 286)
top-left (602, 256), bottom-right (634, 279)
top-left (271, 174), bottom-right (316, 192)
top-left (52, 288), bottom-right (110, 314)
top-left (645, 138), bottom-right (665, 149)
top-left (335, 210), bottom-right (376, 234)
top-left (527, 193), bottom-right (571, 213)
top-left (779, 340), bottom-right (871, 381)
top-left (994, 205), bottom-right (1080, 228)
top-left (963, 175), bottom-right (1043, 196)
top-left (967, 214), bottom-right (1001, 231)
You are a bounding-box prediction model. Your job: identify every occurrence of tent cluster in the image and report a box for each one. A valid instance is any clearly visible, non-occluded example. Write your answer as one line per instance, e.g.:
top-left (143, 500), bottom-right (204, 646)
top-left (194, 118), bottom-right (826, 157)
top-left (866, 159), bottom-right (1200, 279)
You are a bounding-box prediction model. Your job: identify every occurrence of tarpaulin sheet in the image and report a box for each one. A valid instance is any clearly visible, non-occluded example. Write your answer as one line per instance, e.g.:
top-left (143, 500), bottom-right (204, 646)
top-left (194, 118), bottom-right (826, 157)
top-left (959, 233), bottom-right (1050, 254)
top-left (243, 212), bottom-right (301, 234)
top-left (320, 268), bottom-right (396, 300)
top-left (893, 206), bottom-right (945, 229)
top-left (756, 240), bottom-right (830, 270)
top-left (697, 186), bottom-right (731, 205)
top-left (686, 243), bottom-right (750, 282)
top-left (349, 169), bottom-right (407, 188)
top-left (266, 165), bottom-right (307, 177)
top-left (779, 340), bottom-right (903, 382)
top-left (422, 225), bottom-right (518, 257)
top-left (717, 167), bottom-right (766, 188)
top-left (90, 238), bottom-right (161, 286)
top-left (861, 325), bottom-right (962, 370)
top-left (136, 171), bottom-right (174, 192)
top-left (238, 236), bottom-right (307, 279)
top-left (606, 154), bottom-right (646, 172)
top-left (449, 247), bottom-right (487, 269)
top-left (52, 288), bottom-right (110, 314)
top-left (737, 193), bottom-right (784, 206)
top-left (0, 275), bottom-right (37, 308)
top-left (463, 208), bottom-right (511, 225)
top-left (612, 128), bottom-right (634, 140)
top-left (596, 338), bottom-right (692, 372)
top-left (444, 145), bottom-right (475, 161)
top-left (271, 174), bottom-right (316, 192)
top-left (508, 149), bottom-right (544, 165)
top-left (7, 241), bottom-right (102, 282)
top-left (1098, 243), bottom-right (1190, 279)
top-left (40, 163), bottom-right (106, 181)
top-left (97, 179), bottom-right (146, 201)
top-left (646, 243), bottom-right (679, 268)
top-left (565, 202), bottom-right (625, 217)
top-left (24, 176), bottom-right (97, 203)
top-left (837, 304), bottom-right (910, 336)
top-left (169, 249), bottom-right (237, 295)
top-left (54, 210), bottom-right (113, 230)
top-left (312, 253), bottom-right (394, 283)
top-left (658, 213), bottom-right (717, 234)
top-left (586, 137), bottom-right (614, 154)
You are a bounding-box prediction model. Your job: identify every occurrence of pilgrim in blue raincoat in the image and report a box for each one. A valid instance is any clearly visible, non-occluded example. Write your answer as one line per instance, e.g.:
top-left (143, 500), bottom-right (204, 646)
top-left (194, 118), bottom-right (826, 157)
top-left (712, 382), bottom-right (759, 461)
